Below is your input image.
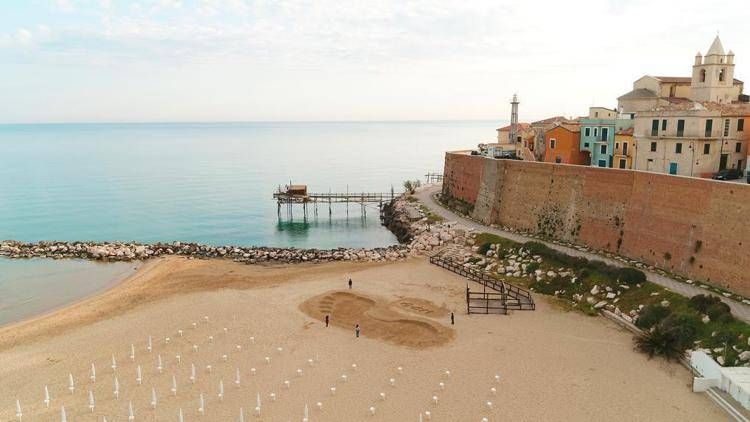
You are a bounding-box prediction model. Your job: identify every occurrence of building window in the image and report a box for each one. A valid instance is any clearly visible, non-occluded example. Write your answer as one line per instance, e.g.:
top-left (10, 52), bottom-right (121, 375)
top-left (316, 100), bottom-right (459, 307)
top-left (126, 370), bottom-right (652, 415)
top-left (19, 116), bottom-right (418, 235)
top-left (651, 119), bottom-right (659, 136)
top-left (705, 119), bottom-right (713, 137)
top-left (550, 139), bottom-right (556, 149)
top-left (700, 69), bottom-right (706, 82)
top-left (584, 127), bottom-right (591, 137)
top-left (661, 119), bottom-right (667, 131)
top-left (601, 127), bottom-right (609, 141)
top-left (719, 68), bottom-right (725, 82)
top-left (584, 142), bottom-right (589, 148)
top-left (600, 145), bottom-right (607, 155)
top-left (739, 119), bottom-right (745, 132)
top-left (650, 142), bottom-right (657, 152)
top-left (677, 119), bottom-right (685, 137)
top-left (594, 128), bottom-right (598, 137)
top-left (623, 143), bottom-right (628, 155)
top-left (619, 159), bottom-right (626, 169)
top-left (703, 143), bottom-right (710, 154)
top-left (615, 142), bottom-right (619, 150)
top-left (555, 156), bottom-right (562, 164)
top-left (675, 143), bottom-right (683, 154)
top-left (724, 119), bottom-right (731, 137)
top-left (595, 111), bottom-right (599, 117)
top-left (736, 142), bottom-right (742, 153)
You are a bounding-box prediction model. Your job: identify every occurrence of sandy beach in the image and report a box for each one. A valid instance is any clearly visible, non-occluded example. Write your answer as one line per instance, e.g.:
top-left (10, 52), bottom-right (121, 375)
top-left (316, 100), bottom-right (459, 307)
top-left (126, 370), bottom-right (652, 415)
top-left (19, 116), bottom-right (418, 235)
top-left (0, 256), bottom-right (724, 421)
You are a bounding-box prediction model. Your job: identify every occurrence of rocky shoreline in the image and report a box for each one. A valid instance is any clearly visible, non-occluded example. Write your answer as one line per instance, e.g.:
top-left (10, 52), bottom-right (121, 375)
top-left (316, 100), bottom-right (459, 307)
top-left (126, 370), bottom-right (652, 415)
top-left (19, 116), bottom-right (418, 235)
top-left (0, 195), bottom-right (467, 264)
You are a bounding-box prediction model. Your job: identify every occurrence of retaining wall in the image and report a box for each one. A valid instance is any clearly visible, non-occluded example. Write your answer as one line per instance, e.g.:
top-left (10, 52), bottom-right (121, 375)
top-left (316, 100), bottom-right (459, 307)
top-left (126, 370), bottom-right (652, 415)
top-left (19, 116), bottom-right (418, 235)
top-left (442, 152), bottom-right (750, 296)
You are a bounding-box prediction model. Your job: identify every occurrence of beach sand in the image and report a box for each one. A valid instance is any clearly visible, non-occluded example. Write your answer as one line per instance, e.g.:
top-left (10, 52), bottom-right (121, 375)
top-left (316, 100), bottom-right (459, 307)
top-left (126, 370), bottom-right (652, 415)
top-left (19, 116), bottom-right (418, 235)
top-left (0, 256), bottom-right (724, 421)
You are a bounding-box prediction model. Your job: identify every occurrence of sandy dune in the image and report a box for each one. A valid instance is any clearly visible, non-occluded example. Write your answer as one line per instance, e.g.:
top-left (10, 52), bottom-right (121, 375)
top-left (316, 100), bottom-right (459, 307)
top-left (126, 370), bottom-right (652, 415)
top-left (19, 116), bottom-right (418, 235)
top-left (0, 256), bottom-right (724, 421)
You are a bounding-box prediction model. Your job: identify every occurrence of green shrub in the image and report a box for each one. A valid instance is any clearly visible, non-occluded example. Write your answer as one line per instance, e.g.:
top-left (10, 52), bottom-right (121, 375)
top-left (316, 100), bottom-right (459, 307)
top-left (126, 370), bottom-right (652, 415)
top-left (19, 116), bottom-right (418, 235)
top-left (635, 305), bottom-right (671, 329)
top-left (706, 301), bottom-right (732, 321)
top-left (524, 241), bottom-right (553, 256)
top-left (616, 267), bottom-right (647, 286)
top-left (688, 294), bottom-right (722, 314)
top-left (477, 242), bottom-right (492, 256)
top-left (635, 323), bottom-right (685, 361)
top-left (661, 314), bottom-right (700, 350)
top-left (525, 262), bottom-right (540, 274)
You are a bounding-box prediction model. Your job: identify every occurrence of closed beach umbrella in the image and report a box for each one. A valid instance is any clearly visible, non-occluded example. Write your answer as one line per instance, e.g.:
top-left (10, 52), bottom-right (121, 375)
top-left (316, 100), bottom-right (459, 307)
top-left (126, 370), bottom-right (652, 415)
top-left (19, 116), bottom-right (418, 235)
top-left (88, 390), bottom-right (95, 412)
top-left (151, 387), bottom-right (158, 409)
top-left (68, 373), bottom-right (75, 394)
top-left (60, 406), bottom-right (67, 422)
top-left (15, 399), bottom-right (22, 421)
top-left (128, 400), bottom-right (135, 421)
top-left (90, 363), bottom-right (97, 382)
top-left (44, 385), bottom-right (50, 408)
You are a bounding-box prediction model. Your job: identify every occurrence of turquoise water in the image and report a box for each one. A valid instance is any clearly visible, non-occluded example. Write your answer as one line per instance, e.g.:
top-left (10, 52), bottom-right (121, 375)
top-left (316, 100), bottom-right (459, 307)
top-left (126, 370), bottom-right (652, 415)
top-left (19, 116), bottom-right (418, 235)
top-left (0, 257), bottom-right (138, 326)
top-left (0, 121), bottom-right (497, 249)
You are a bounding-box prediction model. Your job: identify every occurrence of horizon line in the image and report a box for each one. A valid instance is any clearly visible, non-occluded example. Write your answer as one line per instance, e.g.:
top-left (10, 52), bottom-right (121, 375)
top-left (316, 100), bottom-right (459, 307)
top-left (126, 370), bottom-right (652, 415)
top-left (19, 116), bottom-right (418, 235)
top-left (0, 118), bottom-right (509, 126)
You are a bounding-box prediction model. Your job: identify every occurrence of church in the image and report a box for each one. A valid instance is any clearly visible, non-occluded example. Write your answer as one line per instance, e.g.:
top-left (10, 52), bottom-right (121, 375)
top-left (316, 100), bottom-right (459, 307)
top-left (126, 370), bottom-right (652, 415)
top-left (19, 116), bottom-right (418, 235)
top-left (618, 36), bottom-right (746, 118)
top-left (625, 36), bottom-right (750, 178)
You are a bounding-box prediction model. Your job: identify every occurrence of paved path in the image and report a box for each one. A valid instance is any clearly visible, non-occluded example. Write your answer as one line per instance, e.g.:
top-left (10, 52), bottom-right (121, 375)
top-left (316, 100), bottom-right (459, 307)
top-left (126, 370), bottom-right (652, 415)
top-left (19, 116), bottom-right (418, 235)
top-left (416, 185), bottom-right (750, 324)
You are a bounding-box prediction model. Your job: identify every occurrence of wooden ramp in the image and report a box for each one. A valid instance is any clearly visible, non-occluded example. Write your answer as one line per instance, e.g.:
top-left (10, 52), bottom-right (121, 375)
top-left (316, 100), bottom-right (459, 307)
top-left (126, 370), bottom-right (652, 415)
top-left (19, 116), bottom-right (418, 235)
top-left (429, 255), bottom-right (535, 314)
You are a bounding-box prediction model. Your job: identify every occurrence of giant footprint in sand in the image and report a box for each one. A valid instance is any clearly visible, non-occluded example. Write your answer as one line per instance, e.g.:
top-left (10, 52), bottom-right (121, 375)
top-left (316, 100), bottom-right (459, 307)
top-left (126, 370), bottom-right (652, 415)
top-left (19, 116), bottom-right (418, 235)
top-left (300, 291), bottom-right (455, 349)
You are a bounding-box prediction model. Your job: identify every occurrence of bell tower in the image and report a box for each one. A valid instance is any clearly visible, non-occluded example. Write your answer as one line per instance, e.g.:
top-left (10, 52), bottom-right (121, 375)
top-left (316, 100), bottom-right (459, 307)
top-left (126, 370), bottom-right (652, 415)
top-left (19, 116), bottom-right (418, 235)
top-left (691, 35), bottom-right (737, 103)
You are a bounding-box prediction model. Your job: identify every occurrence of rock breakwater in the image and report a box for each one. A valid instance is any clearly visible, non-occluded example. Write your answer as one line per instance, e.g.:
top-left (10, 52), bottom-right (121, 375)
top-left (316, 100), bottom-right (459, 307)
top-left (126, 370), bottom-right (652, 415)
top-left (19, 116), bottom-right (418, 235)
top-left (0, 240), bottom-right (409, 264)
top-left (0, 195), bottom-right (468, 264)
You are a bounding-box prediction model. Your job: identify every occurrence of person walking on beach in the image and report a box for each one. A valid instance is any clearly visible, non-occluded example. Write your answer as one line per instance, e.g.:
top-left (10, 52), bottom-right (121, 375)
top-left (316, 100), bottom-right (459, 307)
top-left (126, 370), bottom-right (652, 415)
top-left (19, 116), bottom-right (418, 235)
top-left (348, 278), bottom-right (353, 289)
top-left (325, 315), bottom-right (330, 328)
top-left (450, 311), bottom-right (455, 325)
top-left (355, 324), bottom-right (360, 338)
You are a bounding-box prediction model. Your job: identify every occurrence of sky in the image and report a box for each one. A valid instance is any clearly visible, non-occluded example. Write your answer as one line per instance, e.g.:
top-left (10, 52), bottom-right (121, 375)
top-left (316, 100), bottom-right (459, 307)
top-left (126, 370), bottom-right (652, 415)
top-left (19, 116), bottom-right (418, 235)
top-left (0, 0), bottom-right (748, 124)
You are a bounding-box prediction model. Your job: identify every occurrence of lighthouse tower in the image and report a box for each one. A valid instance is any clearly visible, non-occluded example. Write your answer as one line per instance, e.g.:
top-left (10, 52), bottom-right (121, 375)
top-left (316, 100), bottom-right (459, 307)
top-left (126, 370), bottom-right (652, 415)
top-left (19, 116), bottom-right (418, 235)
top-left (509, 94), bottom-right (519, 143)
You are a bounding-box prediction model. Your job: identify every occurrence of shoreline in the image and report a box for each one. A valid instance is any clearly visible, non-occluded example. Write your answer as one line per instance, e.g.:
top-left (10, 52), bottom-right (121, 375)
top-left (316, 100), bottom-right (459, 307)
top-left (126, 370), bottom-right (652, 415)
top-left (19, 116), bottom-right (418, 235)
top-left (0, 256), bottom-right (385, 351)
top-left (0, 255), bottom-right (724, 421)
top-left (0, 257), bottom-right (141, 328)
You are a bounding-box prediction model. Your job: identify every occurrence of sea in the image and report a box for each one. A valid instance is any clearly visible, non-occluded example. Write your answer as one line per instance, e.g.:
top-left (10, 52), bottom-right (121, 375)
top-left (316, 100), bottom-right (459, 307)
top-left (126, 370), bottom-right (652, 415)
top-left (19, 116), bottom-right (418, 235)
top-left (0, 121), bottom-right (498, 249)
top-left (0, 121), bottom-right (499, 324)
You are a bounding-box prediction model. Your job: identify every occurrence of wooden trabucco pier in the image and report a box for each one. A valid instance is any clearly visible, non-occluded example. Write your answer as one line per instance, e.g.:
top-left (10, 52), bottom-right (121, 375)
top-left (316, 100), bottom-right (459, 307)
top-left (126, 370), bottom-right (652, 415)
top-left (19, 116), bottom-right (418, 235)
top-left (273, 184), bottom-right (397, 219)
top-left (430, 255), bottom-right (535, 314)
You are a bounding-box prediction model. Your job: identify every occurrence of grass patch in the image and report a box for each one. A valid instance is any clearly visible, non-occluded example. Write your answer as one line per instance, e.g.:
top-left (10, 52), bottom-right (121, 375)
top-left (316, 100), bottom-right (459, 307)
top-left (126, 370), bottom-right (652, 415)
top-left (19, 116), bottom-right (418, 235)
top-left (418, 204), bottom-right (444, 224)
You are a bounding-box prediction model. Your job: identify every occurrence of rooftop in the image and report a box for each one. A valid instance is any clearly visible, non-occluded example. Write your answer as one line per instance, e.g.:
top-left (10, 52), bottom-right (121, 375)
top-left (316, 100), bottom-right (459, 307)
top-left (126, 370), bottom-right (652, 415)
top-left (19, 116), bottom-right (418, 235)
top-left (648, 101), bottom-right (750, 114)
top-left (546, 123), bottom-right (580, 134)
top-left (496, 122), bottom-right (531, 132)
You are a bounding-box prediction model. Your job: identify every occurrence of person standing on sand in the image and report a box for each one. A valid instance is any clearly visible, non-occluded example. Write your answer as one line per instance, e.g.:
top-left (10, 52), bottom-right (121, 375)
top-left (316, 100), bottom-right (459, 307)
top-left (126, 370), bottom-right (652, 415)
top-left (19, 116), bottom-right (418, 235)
top-left (348, 278), bottom-right (353, 289)
top-left (355, 324), bottom-right (360, 338)
top-left (325, 315), bottom-right (329, 327)
top-left (450, 311), bottom-right (454, 325)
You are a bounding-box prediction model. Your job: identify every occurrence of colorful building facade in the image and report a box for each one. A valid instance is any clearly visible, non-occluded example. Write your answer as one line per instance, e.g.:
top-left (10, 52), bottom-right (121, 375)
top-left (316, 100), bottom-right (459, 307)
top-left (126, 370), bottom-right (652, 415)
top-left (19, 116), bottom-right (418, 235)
top-left (579, 107), bottom-right (634, 167)
top-left (544, 124), bottom-right (587, 165)
top-left (613, 128), bottom-right (635, 169)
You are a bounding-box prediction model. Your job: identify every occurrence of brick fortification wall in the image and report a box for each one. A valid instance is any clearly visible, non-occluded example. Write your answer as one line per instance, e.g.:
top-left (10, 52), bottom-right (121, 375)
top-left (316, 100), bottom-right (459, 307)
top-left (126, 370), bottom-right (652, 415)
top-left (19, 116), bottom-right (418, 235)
top-left (442, 152), bottom-right (750, 296)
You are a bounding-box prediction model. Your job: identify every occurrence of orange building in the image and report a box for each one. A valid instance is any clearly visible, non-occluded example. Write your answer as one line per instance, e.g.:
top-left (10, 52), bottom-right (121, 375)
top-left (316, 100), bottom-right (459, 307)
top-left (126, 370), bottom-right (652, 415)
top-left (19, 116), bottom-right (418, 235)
top-left (544, 124), bottom-right (588, 165)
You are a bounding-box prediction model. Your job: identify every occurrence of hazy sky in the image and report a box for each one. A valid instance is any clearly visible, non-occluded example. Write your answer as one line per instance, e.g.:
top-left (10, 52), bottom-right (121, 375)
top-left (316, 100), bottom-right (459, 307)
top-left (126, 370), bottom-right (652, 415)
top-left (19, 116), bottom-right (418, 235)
top-left (0, 0), bottom-right (748, 123)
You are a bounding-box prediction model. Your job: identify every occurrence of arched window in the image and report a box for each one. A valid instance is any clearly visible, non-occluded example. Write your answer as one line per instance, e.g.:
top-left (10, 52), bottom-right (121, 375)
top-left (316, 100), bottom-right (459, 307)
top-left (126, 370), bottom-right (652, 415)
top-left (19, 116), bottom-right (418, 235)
top-left (700, 69), bottom-right (706, 82)
top-left (719, 68), bottom-right (725, 82)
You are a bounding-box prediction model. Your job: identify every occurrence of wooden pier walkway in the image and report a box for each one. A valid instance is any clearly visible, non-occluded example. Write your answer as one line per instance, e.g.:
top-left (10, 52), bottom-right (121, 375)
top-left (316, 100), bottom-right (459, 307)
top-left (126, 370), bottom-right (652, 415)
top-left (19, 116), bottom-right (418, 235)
top-left (429, 255), bottom-right (535, 314)
top-left (273, 184), bottom-right (397, 219)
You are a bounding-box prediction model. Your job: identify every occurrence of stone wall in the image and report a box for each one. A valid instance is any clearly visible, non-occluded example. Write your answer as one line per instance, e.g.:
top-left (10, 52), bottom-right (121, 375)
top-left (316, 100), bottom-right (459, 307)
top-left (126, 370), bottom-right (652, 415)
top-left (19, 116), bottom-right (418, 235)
top-left (442, 152), bottom-right (750, 296)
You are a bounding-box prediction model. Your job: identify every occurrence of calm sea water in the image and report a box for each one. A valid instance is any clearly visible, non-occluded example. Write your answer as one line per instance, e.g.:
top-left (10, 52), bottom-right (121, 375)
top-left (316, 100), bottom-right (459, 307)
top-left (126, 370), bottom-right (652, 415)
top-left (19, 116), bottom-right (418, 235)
top-left (0, 257), bottom-right (138, 326)
top-left (0, 121), bottom-right (497, 249)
